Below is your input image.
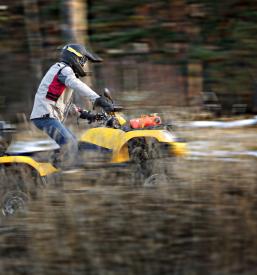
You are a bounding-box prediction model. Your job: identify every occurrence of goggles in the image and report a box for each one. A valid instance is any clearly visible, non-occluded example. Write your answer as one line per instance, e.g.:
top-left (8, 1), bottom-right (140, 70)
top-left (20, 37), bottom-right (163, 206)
top-left (79, 56), bottom-right (88, 66)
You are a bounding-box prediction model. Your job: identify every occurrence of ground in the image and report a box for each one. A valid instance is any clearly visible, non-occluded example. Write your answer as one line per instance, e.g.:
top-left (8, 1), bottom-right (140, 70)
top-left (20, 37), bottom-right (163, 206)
top-left (0, 122), bottom-right (256, 275)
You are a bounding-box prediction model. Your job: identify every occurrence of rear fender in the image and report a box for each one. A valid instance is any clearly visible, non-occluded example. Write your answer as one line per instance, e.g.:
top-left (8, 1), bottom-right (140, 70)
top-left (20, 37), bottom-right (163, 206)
top-left (0, 156), bottom-right (58, 176)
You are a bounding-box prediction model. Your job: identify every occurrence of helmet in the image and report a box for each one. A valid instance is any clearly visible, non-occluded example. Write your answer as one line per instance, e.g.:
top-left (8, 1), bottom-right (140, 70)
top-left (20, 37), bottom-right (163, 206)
top-left (60, 44), bottom-right (102, 77)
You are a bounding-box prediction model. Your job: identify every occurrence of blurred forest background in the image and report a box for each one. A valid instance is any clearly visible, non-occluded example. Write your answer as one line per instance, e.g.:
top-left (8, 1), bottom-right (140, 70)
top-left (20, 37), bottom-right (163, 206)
top-left (0, 3), bottom-right (257, 274)
top-left (1, 0), bottom-right (257, 118)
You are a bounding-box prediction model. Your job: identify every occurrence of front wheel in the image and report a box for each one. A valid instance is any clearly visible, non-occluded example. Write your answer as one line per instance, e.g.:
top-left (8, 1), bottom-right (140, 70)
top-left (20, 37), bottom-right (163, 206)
top-left (128, 138), bottom-right (173, 186)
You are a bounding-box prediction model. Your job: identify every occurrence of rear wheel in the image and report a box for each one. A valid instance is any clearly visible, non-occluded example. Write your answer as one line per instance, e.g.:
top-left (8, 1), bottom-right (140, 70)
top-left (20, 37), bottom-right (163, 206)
top-left (2, 191), bottom-right (29, 216)
top-left (0, 164), bottom-right (45, 216)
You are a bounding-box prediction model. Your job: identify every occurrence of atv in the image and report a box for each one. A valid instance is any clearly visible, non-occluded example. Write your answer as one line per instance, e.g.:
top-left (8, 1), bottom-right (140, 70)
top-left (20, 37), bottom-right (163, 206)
top-left (77, 88), bottom-right (187, 185)
top-left (0, 89), bottom-right (187, 215)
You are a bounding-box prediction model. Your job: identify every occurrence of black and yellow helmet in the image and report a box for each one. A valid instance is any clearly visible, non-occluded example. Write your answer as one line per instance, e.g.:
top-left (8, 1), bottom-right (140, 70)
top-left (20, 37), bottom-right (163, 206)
top-left (60, 44), bottom-right (102, 77)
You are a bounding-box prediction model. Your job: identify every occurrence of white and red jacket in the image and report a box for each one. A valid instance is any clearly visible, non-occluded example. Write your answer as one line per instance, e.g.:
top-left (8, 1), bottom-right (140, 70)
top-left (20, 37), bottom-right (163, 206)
top-left (30, 62), bottom-right (99, 122)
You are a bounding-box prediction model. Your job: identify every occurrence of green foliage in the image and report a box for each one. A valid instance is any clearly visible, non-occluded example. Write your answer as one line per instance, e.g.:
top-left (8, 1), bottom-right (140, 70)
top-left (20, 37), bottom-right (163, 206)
top-left (188, 45), bottom-right (225, 61)
top-left (88, 0), bottom-right (257, 102)
top-left (89, 1), bottom-right (181, 49)
top-left (40, 1), bottom-right (60, 17)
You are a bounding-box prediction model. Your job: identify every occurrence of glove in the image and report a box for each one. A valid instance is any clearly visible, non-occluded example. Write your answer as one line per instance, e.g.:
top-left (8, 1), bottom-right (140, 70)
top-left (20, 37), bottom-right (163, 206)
top-left (79, 110), bottom-right (96, 123)
top-left (94, 96), bottom-right (114, 113)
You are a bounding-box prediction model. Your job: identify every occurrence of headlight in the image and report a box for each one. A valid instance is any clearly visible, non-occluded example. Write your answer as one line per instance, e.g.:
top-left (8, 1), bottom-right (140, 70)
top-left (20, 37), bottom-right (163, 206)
top-left (162, 130), bottom-right (176, 142)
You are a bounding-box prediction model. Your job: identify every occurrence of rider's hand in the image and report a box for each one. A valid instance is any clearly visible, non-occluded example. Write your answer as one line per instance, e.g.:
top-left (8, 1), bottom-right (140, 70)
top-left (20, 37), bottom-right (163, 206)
top-left (94, 96), bottom-right (114, 113)
top-left (95, 113), bottom-right (105, 121)
top-left (79, 110), bottom-right (96, 123)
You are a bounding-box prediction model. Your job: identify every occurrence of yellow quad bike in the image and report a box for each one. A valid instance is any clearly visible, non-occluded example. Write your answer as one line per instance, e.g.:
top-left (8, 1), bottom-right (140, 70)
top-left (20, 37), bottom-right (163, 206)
top-left (77, 89), bottom-right (187, 186)
top-left (0, 89), bottom-right (187, 214)
top-left (0, 121), bottom-right (58, 216)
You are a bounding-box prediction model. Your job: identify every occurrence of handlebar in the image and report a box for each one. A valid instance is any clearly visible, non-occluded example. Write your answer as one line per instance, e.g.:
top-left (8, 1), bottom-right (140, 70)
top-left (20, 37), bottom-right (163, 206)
top-left (74, 98), bottom-right (125, 128)
top-left (112, 106), bottom-right (124, 112)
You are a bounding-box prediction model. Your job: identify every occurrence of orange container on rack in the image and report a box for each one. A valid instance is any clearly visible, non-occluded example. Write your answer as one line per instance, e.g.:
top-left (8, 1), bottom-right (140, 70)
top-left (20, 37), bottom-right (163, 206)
top-left (129, 114), bottom-right (161, 129)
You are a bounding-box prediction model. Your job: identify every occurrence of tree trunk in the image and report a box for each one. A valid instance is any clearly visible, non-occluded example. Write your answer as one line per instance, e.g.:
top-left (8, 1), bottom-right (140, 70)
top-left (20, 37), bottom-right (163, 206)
top-left (22, 0), bottom-right (43, 107)
top-left (61, 0), bottom-right (88, 44)
top-left (61, 0), bottom-right (93, 99)
top-left (23, 0), bottom-right (43, 83)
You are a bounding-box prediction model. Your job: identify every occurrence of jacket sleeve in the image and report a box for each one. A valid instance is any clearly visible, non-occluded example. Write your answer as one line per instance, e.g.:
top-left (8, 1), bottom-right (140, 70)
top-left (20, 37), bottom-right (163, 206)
top-left (58, 65), bottom-right (100, 101)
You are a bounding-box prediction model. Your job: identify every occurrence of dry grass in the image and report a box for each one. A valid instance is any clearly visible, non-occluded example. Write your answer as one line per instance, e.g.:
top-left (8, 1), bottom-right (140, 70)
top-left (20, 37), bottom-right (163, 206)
top-left (0, 124), bottom-right (257, 275)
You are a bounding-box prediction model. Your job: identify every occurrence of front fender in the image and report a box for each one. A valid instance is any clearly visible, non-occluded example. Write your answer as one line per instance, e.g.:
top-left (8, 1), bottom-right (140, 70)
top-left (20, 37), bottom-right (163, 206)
top-left (80, 128), bottom-right (187, 163)
top-left (113, 129), bottom-right (187, 162)
top-left (0, 156), bottom-right (58, 176)
top-left (124, 129), bottom-right (178, 143)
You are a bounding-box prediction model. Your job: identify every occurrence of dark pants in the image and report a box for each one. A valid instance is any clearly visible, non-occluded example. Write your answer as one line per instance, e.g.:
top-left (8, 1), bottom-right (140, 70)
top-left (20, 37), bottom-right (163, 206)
top-left (32, 117), bottom-right (78, 166)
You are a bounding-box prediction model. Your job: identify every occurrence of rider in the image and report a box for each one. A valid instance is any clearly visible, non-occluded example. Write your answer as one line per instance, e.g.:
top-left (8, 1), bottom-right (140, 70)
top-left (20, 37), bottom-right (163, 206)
top-left (30, 43), bottom-right (113, 166)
